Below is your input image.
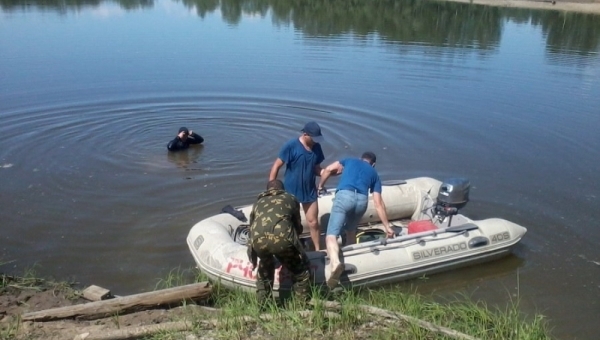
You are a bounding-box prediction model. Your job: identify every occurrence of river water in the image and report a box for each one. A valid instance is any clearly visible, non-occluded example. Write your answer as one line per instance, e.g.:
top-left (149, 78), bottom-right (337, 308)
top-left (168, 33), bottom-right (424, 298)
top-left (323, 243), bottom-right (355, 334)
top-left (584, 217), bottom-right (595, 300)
top-left (1, 0), bottom-right (599, 338)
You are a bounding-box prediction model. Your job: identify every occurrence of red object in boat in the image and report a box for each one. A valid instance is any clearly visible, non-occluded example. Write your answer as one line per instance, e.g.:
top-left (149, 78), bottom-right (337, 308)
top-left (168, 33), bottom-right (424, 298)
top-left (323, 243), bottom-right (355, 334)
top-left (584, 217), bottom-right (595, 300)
top-left (407, 220), bottom-right (438, 234)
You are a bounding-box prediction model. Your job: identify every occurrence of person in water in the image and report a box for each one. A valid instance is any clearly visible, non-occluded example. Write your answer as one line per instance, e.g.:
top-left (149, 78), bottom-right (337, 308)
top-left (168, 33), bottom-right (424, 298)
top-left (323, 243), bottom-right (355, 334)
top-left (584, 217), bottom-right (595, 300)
top-left (318, 151), bottom-right (394, 289)
top-left (167, 127), bottom-right (204, 151)
top-left (269, 121), bottom-right (327, 251)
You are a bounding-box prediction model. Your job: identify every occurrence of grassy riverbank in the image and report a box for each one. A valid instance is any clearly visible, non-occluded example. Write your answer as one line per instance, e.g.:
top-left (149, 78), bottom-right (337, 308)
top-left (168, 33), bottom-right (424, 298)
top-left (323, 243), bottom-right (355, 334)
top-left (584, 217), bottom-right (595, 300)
top-left (201, 285), bottom-right (551, 339)
top-left (1, 266), bottom-right (553, 339)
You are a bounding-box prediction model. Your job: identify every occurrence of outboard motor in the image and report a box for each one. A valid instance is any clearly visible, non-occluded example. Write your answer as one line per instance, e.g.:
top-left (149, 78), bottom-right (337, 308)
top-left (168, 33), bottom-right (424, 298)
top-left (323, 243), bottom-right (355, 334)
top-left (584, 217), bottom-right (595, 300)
top-left (433, 178), bottom-right (470, 226)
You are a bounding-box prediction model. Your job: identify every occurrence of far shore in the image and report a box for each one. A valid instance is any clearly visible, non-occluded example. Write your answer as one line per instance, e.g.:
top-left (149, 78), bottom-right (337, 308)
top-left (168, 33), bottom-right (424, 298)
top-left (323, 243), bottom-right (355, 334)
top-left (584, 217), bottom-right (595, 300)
top-left (442, 0), bottom-right (600, 14)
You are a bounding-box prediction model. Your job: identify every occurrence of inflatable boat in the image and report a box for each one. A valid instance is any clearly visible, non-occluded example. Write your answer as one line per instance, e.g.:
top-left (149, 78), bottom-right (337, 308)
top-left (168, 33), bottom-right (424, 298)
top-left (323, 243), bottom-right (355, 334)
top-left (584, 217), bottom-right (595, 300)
top-left (186, 177), bottom-right (527, 291)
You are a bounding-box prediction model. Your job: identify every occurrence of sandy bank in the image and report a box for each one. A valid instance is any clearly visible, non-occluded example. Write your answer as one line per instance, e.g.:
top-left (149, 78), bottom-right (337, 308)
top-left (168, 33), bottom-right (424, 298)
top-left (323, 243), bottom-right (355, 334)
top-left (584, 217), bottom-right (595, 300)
top-left (443, 0), bottom-right (600, 14)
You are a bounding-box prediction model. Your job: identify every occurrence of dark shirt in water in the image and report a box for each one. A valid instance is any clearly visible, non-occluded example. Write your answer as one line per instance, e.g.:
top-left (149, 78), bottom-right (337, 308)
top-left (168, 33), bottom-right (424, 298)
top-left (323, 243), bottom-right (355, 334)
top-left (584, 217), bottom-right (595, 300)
top-left (167, 132), bottom-right (204, 151)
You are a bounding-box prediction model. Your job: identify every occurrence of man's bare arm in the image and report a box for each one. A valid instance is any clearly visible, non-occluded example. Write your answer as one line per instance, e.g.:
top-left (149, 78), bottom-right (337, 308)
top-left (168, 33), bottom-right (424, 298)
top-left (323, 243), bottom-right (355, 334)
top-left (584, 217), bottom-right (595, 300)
top-left (269, 158), bottom-right (284, 181)
top-left (373, 192), bottom-right (394, 237)
top-left (317, 161), bottom-right (342, 189)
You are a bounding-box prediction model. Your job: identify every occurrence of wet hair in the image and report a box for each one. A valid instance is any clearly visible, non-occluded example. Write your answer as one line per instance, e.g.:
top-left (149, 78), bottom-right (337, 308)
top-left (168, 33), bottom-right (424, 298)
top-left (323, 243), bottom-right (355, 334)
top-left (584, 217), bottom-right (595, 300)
top-left (361, 151), bottom-right (377, 165)
top-left (267, 179), bottom-right (284, 191)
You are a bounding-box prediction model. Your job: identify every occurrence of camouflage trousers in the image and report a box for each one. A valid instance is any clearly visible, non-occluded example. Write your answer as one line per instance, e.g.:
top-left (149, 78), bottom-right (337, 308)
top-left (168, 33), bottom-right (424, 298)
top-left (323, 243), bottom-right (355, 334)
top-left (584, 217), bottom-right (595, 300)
top-left (253, 242), bottom-right (311, 305)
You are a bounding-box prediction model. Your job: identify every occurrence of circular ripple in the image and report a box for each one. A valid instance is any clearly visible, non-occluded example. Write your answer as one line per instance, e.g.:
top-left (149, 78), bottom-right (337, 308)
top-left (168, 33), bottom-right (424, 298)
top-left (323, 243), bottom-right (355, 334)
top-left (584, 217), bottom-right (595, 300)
top-left (0, 94), bottom-right (414, 292)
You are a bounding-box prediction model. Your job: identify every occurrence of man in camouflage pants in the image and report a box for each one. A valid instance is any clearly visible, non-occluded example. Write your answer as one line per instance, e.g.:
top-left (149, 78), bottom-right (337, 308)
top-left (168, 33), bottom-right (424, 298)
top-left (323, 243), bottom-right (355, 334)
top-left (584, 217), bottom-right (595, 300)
top-left (247, 179), bottom-right (311, 307)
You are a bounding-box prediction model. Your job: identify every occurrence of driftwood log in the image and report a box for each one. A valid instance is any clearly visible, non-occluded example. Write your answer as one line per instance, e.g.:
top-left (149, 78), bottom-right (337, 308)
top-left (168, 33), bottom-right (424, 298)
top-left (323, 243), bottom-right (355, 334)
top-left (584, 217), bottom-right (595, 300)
top-left (22, 282), bottom-right (212, 322)
top-left (312, 300), bottom-right (480, 340)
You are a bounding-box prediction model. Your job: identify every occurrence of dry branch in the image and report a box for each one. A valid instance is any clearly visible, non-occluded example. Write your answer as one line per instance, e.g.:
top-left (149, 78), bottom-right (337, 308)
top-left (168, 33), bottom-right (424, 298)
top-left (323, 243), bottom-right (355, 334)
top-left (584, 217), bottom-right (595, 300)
top-left (74, 309), bottom-right (340, 340)
top-left (199, 309), bottom-right (340, 327)
top-left (312, 300), bottom-right (480, 340)
top-left (73, 321), bottom-right (192, 340)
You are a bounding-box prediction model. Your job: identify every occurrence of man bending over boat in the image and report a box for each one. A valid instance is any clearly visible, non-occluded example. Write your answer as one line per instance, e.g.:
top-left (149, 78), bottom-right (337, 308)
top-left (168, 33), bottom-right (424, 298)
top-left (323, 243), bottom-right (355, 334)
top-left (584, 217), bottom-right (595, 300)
top-left (318, 151), bottom-right (394, 289)
top-left (247, 179), bottom-right (311, 308)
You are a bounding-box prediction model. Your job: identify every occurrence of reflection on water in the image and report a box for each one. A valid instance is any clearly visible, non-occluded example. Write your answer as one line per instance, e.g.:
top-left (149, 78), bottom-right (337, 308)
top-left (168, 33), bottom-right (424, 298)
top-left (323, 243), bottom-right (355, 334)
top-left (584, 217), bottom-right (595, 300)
top-left (3, 0), bottom-right (599, 55)
top-left (0, 0), bottom-right (154, 12)
top-left (167, 145), bottom-right (204, 170)
top-left (391, 252), bottom-right (526, 294)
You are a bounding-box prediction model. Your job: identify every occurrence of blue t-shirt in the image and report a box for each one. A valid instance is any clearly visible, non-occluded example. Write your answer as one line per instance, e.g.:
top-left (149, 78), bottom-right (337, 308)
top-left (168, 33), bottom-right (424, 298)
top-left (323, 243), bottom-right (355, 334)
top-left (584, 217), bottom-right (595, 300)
top-left (278, 138), bottom-right (325, 203)
top-left (336, 158), bottom-right (382, 196)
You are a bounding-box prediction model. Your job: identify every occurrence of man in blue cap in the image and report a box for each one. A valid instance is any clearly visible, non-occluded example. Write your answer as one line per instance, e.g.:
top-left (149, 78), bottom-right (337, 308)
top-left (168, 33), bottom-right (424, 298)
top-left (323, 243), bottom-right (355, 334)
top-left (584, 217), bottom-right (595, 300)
top-left (269, 121), bottom-right (326, 251)
top-left (167, 127), bottom-right (204, 151)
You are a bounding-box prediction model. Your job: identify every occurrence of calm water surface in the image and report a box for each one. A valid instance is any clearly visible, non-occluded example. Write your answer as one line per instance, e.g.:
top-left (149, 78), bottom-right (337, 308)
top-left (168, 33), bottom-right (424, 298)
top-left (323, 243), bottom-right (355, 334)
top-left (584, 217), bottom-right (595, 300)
top-left (1, 0), bottom-right (599, 338)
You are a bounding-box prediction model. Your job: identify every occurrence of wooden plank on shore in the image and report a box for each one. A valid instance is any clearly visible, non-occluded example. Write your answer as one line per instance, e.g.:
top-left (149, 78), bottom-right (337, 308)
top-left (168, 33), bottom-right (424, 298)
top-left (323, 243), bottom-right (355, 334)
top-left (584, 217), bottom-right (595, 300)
top-left (22, 282), bottom-right (212, 322)
top-left (82, 285), bottom-right (112, 301)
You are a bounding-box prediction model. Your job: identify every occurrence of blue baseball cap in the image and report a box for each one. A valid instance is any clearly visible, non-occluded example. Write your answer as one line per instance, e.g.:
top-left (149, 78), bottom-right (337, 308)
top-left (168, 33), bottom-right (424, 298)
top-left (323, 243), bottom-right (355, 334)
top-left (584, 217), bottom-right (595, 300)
top-left (301, 121), bottom-right (324, 143)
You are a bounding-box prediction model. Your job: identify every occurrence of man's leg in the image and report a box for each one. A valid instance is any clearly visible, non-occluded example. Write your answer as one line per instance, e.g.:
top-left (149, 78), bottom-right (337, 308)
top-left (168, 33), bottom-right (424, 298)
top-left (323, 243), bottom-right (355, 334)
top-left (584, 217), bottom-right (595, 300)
top-left (255, 253), bottom-right (275, 308)
top-left (302, 201), bottom-right (321, 251)
top-left (325, 235), bottom-right (343, 288)
top-left (344, 193), bottom-right (369, 246)
top-left (276, 246), bottom-right (311, 302)
top-left (325, 190), bottom-right (354, 288)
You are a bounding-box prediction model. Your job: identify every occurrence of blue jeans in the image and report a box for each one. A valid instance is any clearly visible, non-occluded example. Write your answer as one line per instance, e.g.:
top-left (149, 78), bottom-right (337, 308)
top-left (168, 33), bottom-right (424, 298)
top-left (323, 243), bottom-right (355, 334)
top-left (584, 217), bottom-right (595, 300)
top-left (326, 190), bottom-right (368, 237)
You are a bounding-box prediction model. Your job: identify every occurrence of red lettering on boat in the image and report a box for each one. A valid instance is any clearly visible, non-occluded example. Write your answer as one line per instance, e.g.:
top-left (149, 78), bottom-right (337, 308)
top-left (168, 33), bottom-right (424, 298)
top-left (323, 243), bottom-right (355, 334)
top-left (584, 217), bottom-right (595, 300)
top-left (225, 258), bottom-right (256, 279)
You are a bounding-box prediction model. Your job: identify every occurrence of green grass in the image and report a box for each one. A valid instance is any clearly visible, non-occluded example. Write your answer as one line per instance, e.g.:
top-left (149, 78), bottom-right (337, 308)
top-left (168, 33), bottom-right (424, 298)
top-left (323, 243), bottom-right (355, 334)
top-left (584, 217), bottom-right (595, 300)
top-left (1, 263), bottom-right (45, 291)
top-left (154, 266), bottom-right (205, 290)
top-left (0, 264), bottom-right (553, 340)
top-left (0, 263), bottom-right (84, 340)
top-left (149, 268), bottom-right (553, 340)
top-left (1, 263), bottom-right (81, 299)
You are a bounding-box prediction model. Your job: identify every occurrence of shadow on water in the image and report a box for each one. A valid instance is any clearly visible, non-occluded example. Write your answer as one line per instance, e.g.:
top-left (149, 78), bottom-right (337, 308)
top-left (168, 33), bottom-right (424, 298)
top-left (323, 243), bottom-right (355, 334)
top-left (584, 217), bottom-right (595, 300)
top-left (2, 0), bottom-right (600, 56)
top-left (386, 252), bottom-right (527, 295)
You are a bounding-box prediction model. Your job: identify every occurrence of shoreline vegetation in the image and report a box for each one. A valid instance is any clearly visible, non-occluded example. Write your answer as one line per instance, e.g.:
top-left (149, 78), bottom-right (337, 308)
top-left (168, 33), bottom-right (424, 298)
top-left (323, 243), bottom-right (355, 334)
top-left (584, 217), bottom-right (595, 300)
top-left (1, 267), bottom-right (553, 340)
top-left (441, 0), bottom-right (600, 14)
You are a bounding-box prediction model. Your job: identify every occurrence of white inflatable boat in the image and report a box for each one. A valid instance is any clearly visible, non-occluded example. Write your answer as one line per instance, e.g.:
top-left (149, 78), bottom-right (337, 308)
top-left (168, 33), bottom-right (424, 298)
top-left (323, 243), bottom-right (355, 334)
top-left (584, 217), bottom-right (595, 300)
top-left (186, 177), bottom-right (527, 291)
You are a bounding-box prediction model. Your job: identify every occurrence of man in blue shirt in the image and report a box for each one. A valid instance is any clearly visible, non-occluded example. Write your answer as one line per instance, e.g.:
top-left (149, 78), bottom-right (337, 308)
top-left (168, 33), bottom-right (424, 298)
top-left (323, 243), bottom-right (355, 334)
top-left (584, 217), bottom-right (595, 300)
top-left (269, 121), bottom-right (326, 251)
top-left (318, 151), bottom-right (394, 288)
